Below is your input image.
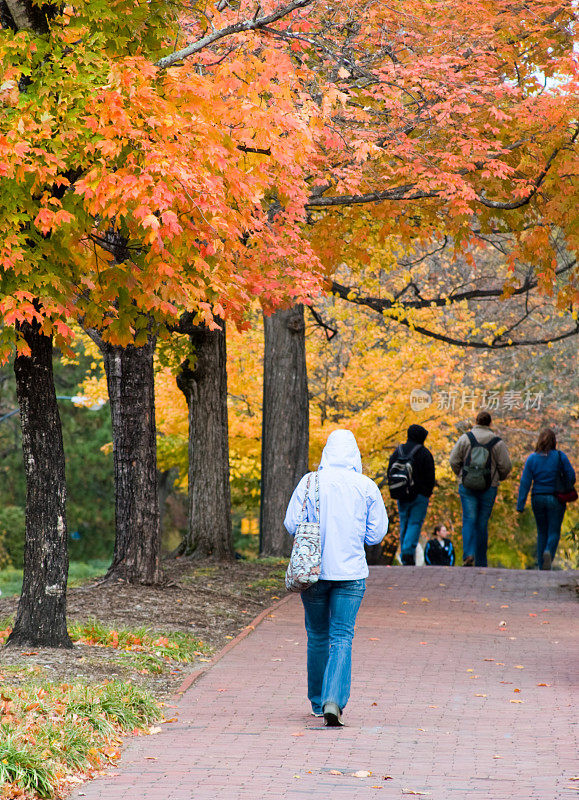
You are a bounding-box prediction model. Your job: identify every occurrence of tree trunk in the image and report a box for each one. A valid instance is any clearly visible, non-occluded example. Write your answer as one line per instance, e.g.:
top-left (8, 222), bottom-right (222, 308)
top-left (7, 322), bottom-right (72, 648)
top-left (176, 322), bottom-right (233, 559)
top-left (99, 337), bottom-right (162, 584)
top-left (260, 305), bottom-right (309, 557)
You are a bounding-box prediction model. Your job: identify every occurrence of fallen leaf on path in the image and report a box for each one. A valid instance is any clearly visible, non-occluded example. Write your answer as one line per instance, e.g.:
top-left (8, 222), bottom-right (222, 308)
top-left (420, 642), bottom-right (428, 645)
top-left (493, 755), bottom-right (503, 759)
top-left (382, 775), bottom-right (393, 780)
top-left (399, 610), bottom-right (407, 614)
top-left (148, 727), bottom-right (162, 735)
top-left (402, 790), bottom-right (430, 796)
top-left (529, 613), bottom-right (537, 617)
top-left (500, 605), bottom-right (509, 609)
top-left (537, 683), bottom-right (552, 687)
top-left (514, 665), bottom-right (524, 669)
top-left (513, 688), bottom-right (520, 693)
top-left (541, 621), bottom-right (550, 624)
top-left (510, 700), bottom-right (524, 704)
top-left (402, 601), bottom-right (409, 605)
top-left (421, 597), bottom-right (429, 602)
top-left (499, 621), bottom-right (507, 627)
top-left (484, 658), bottom-right (494, 661)
top-left (329, 770), bottom-right (343, 775)
top-left (293, 774), bottom-right (301, 779)
top-left (145, 757), bottom-right (158, 760)
top-left (371, 786), bottom-right (384, 789)
top-left (428, 705), bottom-right (438, 709)
top-left (369, 637), bottom-right (380, 641)
top-left (475, 694), bottom-right (487, 697)
top-left (271, 658), bottom-right (282, 661)
top-left (466, 669), bottom-right (474, 672)
top-left (291, 732), bottom-right (304, 737)
top-left (352, 770), bottom-right (372, 778)
top-left (371, 702), bottom-right (378, 706)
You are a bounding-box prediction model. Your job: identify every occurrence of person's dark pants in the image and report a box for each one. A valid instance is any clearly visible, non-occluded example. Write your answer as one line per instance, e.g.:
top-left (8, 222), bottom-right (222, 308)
top-left (531, 494), bottom-right (565, 567)
top-left (397, 494), bottom-right (429, 564)
top-left (458, 484), bottom-right (497, 567)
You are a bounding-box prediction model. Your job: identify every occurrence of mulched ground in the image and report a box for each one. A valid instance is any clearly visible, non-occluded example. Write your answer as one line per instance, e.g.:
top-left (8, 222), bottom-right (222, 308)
top-left (0, 557), bottom-right (288, 697)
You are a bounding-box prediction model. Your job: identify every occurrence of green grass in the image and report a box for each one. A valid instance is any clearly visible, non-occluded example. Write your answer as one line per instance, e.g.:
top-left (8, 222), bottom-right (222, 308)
top-left (67, 620), bottom-right (211, 674)
top-left (0, 681), bottom-right (160, 798)
top-left (0, 559), bottom-right (109, 597)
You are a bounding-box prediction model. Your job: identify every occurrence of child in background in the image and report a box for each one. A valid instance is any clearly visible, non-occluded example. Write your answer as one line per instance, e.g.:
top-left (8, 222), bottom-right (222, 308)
top-left (424, 524), bottom-right (455, 566)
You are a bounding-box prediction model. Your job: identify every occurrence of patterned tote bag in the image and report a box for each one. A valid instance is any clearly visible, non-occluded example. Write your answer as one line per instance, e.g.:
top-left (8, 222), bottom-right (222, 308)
top-left (285, 472), bottom-right (321, 593)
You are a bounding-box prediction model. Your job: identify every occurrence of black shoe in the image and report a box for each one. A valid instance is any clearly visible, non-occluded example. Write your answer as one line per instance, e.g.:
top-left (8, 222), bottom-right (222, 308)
top-left (463, 555), bottom-right (475, 567)
top-left (401, 553), bottom-right (415, 566)
top-left (323, 702), bottom-right (344, 727)
top-left (541, 551), bottom-right (552, 571)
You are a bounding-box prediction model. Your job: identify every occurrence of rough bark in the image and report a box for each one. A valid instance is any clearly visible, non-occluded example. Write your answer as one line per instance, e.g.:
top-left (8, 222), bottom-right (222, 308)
top-left (176, 322), bottom-right (233, 559)
top-left (98, 337), bottom-right (162, 584)
top-left (2, 0), bottom-right (56, 33)
top-left (260, 305), bottom-right (309, 557)
top-left (7, 323), bottom-right (72, 648)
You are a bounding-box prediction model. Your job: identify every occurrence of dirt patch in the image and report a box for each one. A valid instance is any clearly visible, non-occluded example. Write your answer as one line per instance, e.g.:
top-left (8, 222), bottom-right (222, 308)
top-left (0, 557), bottom-right (288, 697)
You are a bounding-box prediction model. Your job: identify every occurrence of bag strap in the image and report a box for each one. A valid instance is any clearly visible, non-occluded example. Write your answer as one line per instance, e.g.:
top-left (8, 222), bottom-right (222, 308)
top-left (313, 471), bottom-right (320, 523)
top-left (466, 431), bottom-right (478, 448)
top-left (297, 473), bottom-right (312, 523)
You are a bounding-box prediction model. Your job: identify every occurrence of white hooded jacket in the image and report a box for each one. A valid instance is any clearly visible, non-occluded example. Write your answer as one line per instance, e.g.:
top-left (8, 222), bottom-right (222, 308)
top-left (284, 430), bottom-right (388, 580)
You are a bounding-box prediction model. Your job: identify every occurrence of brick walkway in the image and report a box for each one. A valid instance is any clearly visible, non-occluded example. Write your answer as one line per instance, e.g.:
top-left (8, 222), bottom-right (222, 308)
top-left (71, 567), bottom-right (579, 800)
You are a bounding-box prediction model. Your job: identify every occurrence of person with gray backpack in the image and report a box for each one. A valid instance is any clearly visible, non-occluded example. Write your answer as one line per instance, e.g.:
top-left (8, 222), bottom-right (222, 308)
top-left (449, 411), bottom-right (512, 567)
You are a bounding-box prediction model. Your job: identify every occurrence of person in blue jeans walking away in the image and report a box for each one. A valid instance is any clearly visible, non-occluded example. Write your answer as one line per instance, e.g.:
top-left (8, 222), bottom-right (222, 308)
top-left (284, 429), bottom-right (388, 727)
top-left (449, 411), bottom-right (512, 567)
top-left (387, 424), bottom-right (435, 565)
top-left (516, 427), bottom-right (576, 570)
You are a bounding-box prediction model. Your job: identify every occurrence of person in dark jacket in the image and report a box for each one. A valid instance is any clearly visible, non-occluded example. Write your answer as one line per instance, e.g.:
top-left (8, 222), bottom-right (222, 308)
top-left (388, 424), bottom-right (435, 565)
top-left (424, 524), bottom-right (455, 566)
top-left (517, 427), bottom-right (576, 570)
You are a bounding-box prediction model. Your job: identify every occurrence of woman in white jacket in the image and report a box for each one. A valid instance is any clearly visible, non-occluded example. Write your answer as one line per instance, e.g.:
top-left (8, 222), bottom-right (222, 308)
top-left (284, 429), bottom-right (388, 726)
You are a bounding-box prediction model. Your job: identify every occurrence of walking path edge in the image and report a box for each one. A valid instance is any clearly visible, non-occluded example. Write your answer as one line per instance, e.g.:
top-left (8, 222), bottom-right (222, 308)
top-left (174, 593), bottom-right (294, 697)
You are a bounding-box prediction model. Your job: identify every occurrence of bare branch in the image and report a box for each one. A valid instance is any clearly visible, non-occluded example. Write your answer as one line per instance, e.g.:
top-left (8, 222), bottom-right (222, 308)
top-left (156, 0), bottom-right (314, 69)
top-left (389, 316), bottom-right (579, 349)
top-left (330, 258), bottom-right (576, 311)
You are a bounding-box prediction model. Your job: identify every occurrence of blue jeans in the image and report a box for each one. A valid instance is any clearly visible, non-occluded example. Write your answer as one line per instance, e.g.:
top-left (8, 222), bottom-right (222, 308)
top-left (301, 578), bottom-right (366, 714)
top-left (531, 494), bottom-right (565, 566)
top-left (398, 494), bottom-right (430, 561)
top-left (459, 484), bottom-right (498, 567)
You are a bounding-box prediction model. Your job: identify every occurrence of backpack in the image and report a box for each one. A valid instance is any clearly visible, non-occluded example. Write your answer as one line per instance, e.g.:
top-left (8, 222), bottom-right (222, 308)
top-left (387, 443), bottom-right (421, 502)
top-left (461, 432), bottom-right (501, 492)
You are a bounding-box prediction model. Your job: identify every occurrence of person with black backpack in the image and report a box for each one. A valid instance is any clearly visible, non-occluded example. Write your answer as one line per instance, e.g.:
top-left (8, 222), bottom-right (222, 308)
top-left (387, 424), bottom-right (435, 565)
top-left (449, 411), bottom-right (512, 567)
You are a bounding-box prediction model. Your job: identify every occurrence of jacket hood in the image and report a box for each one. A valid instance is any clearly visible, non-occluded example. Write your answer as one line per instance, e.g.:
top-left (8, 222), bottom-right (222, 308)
top-left (319, 429), bottom-right (362, 473)
top-left (407, 424), bottom-right (428, 444)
